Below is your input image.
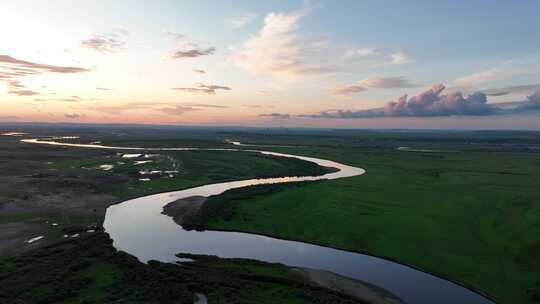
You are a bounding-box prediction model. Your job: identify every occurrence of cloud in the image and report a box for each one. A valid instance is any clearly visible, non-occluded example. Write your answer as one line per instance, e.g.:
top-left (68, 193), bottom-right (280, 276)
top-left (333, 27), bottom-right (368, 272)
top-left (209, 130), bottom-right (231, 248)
top-left (64, 113), bottom-right (81, 119)
top-left (96, 87), bottom-right (112, 91)
top-left (517, 92), bottom-right (540, 111)
top-left (302, 84), bottom-right (505, 118)
top-left (481, 84), bottom-right (540, 96)
top-left (165, 31), bottom-right (216, 59)
top-left (454, 64), bottom-right (527, 88)
top-left (232, 8), bottom-right (336, 78)
top-left (259, 113), bottom-right (291, 119)
top-left (0, 55), bottom-right (89, 74)
top-left (359, 76), bottom-right (417, 88)
top-left (171, 47), bottom-right (216, 59)
top-left (0, 55), bottom-right (89, 97)
top-left (330, 85), bottom-right (366, 96)
top-left (163, 30), bottom-right (186, 41)
top-left (383, 84), bottom-right (493, 116)
top-left (158, 105), bottom-right (201, 116)
top-left (193, 69), bottom-right (206, 74)
top-left (383, 51), bottom-right (412, 66)
top-left (181, 103), bottom-right (228, 108)
top-left (8, 89), bottom-right (40, 96)
top-left (225, 13), bottom-right (258, 29)
top-left (171, 83), bottom-right (231, 95)
top-left (81, 29), bottom-right (129, 53)
top-left (80, 101), bottom-right (223, 116)
top-left (345, 48), bottom-right (378, 58)
top-left (33, 96), bottom-right (99, 103)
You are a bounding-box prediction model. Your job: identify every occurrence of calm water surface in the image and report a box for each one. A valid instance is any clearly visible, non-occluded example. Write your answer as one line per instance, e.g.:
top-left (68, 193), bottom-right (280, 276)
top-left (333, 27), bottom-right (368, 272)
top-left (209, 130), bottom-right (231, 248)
top-left (23, 137), bottom-right (493, 304)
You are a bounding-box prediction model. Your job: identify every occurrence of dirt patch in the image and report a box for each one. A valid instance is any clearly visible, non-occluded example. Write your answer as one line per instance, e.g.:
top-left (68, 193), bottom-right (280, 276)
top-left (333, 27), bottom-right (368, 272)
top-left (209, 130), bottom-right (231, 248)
top-left (162, 196), bottom-right (207, 226)
top-left (295, 267), bottom-right (405, 304)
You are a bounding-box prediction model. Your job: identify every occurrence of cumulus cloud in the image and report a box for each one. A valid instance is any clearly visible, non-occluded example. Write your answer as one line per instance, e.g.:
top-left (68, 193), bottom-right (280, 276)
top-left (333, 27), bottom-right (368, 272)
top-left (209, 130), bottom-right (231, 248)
top-left (517, 92), bottom-right (540, 111)
top-left (330, 85), bottom-right (366, 96)
top-left (81, 29), bottom-right (129, 53)
top-left (360, 76), bottom-right (417, 89)
top-left (171, 47), bottom-right (216, 59)
top-left (225, 13), bottom-right (258, 29)
top-left (383, 84), bottom-right (492, 116)
top-left (0, 54), bottom-right (89, 97)
top-left (303, 84), bottom-right (503, 118)
top-left (232, 8), bottom-right (336, 78)
top-left (259, 113), bottom-right (291, 119)
top-left (171, 83), bottom-right (231, 95)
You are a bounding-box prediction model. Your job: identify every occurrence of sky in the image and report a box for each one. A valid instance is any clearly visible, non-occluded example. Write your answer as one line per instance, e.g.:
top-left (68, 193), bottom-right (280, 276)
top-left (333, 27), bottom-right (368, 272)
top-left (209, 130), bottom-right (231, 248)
top-left (1, 0), bottom-right (540, 130)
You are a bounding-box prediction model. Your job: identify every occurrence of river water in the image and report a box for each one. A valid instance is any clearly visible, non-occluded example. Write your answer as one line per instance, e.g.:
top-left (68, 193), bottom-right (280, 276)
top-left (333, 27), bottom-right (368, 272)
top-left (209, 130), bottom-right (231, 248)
top-left (22, 137), bottom-right (493, 304)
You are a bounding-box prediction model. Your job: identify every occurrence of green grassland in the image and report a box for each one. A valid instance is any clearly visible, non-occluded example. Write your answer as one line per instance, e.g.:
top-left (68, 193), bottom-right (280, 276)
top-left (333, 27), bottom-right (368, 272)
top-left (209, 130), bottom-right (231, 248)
top-left (1, 126), bottom-right (540, 303)
top-left (189, 133), bottom-right (540, 304)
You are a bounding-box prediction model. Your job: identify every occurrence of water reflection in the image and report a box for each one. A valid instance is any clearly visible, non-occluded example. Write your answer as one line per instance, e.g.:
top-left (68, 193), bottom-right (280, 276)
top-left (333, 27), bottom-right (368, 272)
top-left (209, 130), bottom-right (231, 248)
top-left (23, 137), bottom-right (492, 304)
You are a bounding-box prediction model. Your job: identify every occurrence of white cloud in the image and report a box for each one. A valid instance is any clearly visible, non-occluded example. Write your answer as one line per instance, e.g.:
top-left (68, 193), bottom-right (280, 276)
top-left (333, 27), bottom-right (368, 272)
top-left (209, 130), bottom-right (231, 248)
top-left (225, 13), bottom-right (258, 29)
top-left (345, 48), bottom-right (378, 58)
top-left (386, 51), bottom-right (412, 65)
top-left (454, 66), bottom-right (527, 87)
top-left (232, 8), bottom-right (336, 79)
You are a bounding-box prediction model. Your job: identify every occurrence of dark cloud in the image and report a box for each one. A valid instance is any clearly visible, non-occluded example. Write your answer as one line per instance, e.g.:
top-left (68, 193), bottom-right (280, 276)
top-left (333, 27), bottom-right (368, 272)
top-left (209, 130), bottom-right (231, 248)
top-left (330, 85), bottom-right (366, 96)
top-left (298, 108), bottom-right (384, 119)
top-left (383, 84), bottom-right (493, 116)
top-left (259, 113), bottom-right (291, 119)
top-left (64, 113), bottom-right (81, 119)
top-left (193, 69), bottom-right (206, 74)
top-left (171, 47), bottom-right (216, 59)
top-left (81, 29), bottom-right (129, 53)
top-left (360, 76), bottom-right (418, 89)
top-left (300, 85), bottom-right (540, 119)
top-left (517, 92), bottom-right (540, 111)
top-left (171, 83), bottom-right (231, 95)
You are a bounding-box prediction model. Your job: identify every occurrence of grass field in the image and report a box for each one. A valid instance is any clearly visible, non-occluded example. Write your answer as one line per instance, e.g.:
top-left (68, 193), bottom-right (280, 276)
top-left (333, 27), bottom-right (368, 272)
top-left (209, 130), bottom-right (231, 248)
top-left (190, 132), bottom-right (540, 304)
top-left (2, 126), bottom-right (540, 303)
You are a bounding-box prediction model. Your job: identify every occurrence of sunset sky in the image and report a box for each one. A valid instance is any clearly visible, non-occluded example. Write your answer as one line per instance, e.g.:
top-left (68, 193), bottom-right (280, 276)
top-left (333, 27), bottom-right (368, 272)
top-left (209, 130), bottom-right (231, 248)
top-left (1, 0), bottom-right (540, 129)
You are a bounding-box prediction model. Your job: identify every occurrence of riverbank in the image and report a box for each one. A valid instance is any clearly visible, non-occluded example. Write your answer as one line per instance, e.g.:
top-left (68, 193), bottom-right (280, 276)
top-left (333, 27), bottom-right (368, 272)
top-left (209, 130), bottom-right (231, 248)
top-left (0, 232), bottom-right (369, 304)
top-left (181, 138), bottom-right (540, 304)
top-left (163, 195), bottom-right (405, 304)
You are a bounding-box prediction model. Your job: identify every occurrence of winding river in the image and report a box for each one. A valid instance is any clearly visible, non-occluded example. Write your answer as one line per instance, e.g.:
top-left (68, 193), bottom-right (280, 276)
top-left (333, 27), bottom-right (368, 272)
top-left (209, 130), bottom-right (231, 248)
top-left (21, 137), bottom-right (493, 304)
